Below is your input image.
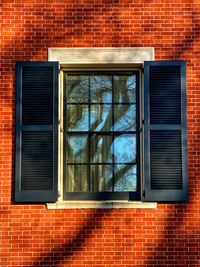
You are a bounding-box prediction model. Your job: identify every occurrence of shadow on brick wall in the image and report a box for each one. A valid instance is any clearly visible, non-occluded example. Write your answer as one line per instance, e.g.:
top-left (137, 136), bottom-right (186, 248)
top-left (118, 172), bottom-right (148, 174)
top-left (1, 1), bottom-right (200, 266)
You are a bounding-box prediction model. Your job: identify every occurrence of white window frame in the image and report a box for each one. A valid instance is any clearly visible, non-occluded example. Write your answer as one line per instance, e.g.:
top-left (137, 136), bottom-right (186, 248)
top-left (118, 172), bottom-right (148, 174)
top-left (47, 48), bottom-right (157, 209)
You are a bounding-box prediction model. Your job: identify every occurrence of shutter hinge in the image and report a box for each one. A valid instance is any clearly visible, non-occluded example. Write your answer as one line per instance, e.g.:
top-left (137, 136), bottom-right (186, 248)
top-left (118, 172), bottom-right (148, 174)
top-left (142, 119), bottom-right (144, 124)
top-left (143, 190), bottom-right (145, 198)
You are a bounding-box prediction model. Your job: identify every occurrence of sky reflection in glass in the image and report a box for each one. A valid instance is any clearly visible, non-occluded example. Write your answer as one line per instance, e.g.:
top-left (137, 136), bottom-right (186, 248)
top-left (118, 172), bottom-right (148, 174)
top-left (64, 72), bottom-right (137, 193)
top-left (113, 134), bottom-right (136, 163)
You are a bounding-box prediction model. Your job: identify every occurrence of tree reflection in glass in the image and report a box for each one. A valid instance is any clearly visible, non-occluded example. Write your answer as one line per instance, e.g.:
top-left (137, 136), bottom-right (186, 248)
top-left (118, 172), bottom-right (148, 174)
top-left (67, 104), bottom-right (89, 131)
top-left (114, 75), bottom-right (136, 103)
top-left (66, 75), bottom-right (89, 103)
top-left (90, 75), bottom-right (112, 103)
top-left (113, 104), bottom-right (136, 131)
top-left (91, 165), bottom-right (113, 192)
top-left (66, 135), bottom-right (89, 192)
top-left (90, 104), bottom-right (112, 132)
top-left (66, 165), bottom-right (88, 192)
top-left (91, 135), bottom-right (113, 163)
top-left (64, 72), bottom-right (138, 194)
top-left (114, 165), bottom-right (137, 192)
top-left (67, 135), bottom-right (88, 164)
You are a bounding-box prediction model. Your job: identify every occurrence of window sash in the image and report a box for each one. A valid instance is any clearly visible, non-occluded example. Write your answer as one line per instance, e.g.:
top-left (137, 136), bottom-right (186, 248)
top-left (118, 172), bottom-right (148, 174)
top-left (62, 71), bottom-right (141, 201)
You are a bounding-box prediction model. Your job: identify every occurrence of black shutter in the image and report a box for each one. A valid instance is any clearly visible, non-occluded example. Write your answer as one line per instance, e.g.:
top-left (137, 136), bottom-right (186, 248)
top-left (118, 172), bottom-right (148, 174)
top-left (15, 62), bottom-right (59, 202)
top-left (143, 61), bottom-right (188, 201)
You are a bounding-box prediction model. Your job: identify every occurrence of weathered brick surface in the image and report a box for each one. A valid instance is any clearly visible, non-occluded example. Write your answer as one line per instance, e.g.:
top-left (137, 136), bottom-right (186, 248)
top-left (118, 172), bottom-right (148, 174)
top-left (1, 0), bottom-right (200, 266)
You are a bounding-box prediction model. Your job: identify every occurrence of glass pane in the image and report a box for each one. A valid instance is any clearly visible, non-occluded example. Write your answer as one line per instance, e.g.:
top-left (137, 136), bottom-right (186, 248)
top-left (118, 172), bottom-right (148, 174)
top-left (114, 164), bottom-right (137, 192)
top-left (113, 104), bottom-right (136, 131)
top-left (114, 75), bottom-right (136, 103)
top-left (113, 134), bottom-right (136, 163)
top-left (91, 135), bottom-right (113, 163)
top-left (66, 104), bottom-right (89, 131)
top-left (65, 165), bottom-right (88, 192)
top-left (66, 135), bottom-right (88, 163)
top-left (91, 165), bottom-right (113, 192)
top-left (65, 75), bottom-right (89, 103)
top-left (90, 104), bottom-right (112, 131)
top-left (90, 75), bottom-right (112, 103)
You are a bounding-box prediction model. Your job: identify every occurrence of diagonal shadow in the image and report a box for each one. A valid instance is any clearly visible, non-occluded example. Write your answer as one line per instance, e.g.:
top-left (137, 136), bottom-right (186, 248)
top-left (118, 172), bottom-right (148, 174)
top-left (23, 207), bottom-right (113, 267)
top-left (144, 4), bottom-right (200, 266)
top-left (1, 2), bottom-right (200, 267)
top-left (144, 203), bottom-right (200, 266)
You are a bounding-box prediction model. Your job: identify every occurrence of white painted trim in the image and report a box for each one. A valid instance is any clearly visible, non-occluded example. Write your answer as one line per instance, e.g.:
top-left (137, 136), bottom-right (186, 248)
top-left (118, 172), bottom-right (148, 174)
top-left (48, 47), bottom-right (154, 64)
top-left (47, 201), bottom-right (157, 209)
top-left (47, 47), bottom-right (156, 209)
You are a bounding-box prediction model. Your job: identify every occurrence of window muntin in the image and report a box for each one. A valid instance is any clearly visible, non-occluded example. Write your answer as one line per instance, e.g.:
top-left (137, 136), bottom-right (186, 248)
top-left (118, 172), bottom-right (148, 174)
top-left (63, 71), bottom-right (140, 200)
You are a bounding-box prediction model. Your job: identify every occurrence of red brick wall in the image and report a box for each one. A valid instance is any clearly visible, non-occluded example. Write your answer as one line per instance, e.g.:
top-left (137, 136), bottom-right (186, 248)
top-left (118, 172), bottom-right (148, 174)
top-left (1, 1), bottom-right (200, 266)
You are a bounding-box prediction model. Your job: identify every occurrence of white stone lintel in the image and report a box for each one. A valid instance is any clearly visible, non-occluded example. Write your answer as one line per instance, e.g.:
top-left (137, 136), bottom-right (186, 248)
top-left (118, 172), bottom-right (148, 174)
top-left (48, 47), bottom-right (154, 64)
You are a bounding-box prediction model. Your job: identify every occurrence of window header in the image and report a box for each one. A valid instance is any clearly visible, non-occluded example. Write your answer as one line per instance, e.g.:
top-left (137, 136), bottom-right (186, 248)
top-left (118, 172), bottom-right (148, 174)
top-left (48, 47), bottom-right (154, 65)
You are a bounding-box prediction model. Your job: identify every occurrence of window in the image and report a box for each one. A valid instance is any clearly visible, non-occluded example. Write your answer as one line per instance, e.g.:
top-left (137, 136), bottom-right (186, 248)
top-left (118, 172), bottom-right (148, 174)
top-left (15, 56), bottom-right (188, 203)
top-left (62, 71), bottom-right (140, 200)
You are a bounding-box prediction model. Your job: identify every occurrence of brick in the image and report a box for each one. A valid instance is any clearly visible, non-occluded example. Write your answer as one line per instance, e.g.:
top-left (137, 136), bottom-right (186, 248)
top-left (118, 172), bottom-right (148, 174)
top-left (0, 1), bottom-right (200, 266)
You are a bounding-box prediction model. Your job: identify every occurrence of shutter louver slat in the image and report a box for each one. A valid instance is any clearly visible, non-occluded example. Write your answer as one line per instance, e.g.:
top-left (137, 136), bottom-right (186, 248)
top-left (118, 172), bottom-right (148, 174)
top-left (144, 61), bottom-right (188, 202)
top-left (150, 66), bottom-right (181, 125)
top-left (21, 132), bottom-right (53, 190)
top-left (150, 131), bottom-right (182, 190)
top-left (15, 62), bottom-right (59, 203)
top-left (22, 67), bottom-right (54, 125)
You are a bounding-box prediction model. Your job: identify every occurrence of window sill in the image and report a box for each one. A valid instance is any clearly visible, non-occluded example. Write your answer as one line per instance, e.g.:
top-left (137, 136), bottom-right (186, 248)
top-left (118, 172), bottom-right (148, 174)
top-left (47, 201), bottom-right (157, 209)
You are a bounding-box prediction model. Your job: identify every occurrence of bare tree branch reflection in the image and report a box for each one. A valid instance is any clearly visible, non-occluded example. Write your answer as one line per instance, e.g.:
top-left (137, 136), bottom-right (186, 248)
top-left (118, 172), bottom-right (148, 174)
top-left (65, 73), bottom-right (137, 192)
